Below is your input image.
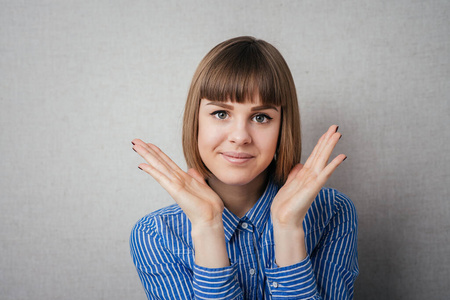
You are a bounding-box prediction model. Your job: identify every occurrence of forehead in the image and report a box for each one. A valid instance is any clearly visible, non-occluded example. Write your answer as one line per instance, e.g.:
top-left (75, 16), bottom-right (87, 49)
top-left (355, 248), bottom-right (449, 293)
top-left (200, 97), bottom-right (281, 111)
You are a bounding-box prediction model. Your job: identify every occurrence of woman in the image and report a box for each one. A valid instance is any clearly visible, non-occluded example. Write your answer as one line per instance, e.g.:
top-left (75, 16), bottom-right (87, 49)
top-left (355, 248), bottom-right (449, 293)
top-left (130, 36), bottom-right (358, 299)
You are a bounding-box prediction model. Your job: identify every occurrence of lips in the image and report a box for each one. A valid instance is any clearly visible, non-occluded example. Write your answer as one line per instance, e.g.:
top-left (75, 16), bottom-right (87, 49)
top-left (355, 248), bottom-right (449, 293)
top-left (221, 151), bottom-right (255, 164)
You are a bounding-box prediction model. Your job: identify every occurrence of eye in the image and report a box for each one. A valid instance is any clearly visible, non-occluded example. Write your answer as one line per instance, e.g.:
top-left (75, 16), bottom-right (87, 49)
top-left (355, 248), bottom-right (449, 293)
top-left (252, 113), bottom-right (272, 124)
top-left (211, 110), bottom-right (229, 120)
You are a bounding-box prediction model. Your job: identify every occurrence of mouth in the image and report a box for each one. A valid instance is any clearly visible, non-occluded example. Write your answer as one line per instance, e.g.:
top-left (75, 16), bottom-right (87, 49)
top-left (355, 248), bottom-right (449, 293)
top-left (221, 152), bottom-right (255, 164)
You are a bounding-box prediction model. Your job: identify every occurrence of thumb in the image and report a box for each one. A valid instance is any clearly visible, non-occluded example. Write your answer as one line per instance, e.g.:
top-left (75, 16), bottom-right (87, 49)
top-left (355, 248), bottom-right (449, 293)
top-left (285, 163), bottom-right (303, 185)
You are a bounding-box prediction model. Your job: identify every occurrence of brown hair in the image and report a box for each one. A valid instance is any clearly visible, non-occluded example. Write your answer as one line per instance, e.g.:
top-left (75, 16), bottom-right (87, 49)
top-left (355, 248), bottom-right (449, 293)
top-left (182, 36), bottom-right (301, 185)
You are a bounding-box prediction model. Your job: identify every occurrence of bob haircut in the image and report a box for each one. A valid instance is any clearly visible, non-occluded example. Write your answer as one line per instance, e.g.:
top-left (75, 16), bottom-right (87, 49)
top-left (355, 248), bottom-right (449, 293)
top-left (182, 36), bottom-right (301, 185)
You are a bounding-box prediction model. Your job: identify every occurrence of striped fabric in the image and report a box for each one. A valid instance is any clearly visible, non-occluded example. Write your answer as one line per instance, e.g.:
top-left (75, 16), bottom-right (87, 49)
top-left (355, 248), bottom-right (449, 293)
top-left (130, 181), bottom-right (358, 299)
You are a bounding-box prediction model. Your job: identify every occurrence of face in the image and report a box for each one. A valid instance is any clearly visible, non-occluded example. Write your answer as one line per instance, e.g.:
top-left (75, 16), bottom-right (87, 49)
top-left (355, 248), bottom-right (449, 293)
top-left (197, 95), bottom-right (281, 187)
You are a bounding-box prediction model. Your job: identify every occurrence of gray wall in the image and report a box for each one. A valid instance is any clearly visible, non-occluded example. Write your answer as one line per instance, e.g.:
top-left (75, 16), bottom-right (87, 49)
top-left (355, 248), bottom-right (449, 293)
top-left (1, 1), bottom-right (449, 299)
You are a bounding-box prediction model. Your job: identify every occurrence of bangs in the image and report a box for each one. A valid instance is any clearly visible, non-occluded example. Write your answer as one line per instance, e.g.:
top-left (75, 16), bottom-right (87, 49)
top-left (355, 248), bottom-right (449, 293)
top-left (199, 41), bottom-right (286, 107)
top-left (183, 36), bottom-right (301, 185)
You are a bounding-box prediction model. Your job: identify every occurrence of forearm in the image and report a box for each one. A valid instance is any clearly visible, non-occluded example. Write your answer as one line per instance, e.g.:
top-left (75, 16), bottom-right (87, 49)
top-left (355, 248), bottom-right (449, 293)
top-left (269, 221), bottom-right (320, 299)
top-left (191, 223), bottom-right (243, 299)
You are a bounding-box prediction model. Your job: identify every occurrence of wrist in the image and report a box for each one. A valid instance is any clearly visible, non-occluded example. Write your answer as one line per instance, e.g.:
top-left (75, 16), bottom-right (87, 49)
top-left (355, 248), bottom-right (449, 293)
top-left (191, 220), bottom-right (225, 237)
top-left (273, 223), bottom-right (307, 267)
top-left (191, 222), bottom-right (229, 268)
top-left (273, 224), bottom-right (305, 240)
top-left (272, 215), bottom-right (305, 231)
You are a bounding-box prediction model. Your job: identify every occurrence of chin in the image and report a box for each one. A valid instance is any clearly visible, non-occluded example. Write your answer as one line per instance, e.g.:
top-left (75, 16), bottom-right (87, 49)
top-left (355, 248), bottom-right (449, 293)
top-left (211, 170), bottom-right (266, 187)
top-left (219, 178), bottom-right (254, 186)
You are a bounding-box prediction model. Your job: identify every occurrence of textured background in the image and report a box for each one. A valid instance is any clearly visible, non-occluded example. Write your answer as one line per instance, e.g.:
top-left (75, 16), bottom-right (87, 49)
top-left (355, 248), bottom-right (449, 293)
top-left (1, 0), bottom-right (449, 299)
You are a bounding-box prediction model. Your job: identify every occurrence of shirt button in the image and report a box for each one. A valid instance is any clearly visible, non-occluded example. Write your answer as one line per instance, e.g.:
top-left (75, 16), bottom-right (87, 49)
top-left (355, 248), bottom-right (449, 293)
top-left (249, 268), bottom-right (256, 275)
top-left (272, 282), bottom-right (278, 288)
top-left (241, 222), bottom-right (248, 229)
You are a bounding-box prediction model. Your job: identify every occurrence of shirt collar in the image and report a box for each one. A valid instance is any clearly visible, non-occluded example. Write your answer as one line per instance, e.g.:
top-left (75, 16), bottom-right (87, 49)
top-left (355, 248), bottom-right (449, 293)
top-left (222, 178), bottom-right (279, 242)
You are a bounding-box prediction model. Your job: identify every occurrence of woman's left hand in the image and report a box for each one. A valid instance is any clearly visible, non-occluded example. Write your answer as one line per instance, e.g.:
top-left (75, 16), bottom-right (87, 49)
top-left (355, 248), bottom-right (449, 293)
top-left (271, 125), bottom-right (346, 228)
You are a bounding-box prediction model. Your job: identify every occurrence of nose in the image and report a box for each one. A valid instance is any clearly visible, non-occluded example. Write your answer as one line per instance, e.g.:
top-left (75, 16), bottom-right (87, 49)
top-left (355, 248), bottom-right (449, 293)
top-left (228, 120), bottom-right (251, 145)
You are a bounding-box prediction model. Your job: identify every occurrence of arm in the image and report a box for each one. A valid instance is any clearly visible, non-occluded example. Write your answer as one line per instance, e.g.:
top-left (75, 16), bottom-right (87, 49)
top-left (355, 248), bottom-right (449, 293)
top-left (265, 193), bottom-right (358, 299)
top-left (269, 125), bottom-right (354, 299)
top-left (131, 140), bottom-right (243, 299)
top-left (130, 217), bottom-right (244, 300)
top-left (130, 222), bottom-right (194, 299)
top-left (310, 193), bottom-right (358, 299)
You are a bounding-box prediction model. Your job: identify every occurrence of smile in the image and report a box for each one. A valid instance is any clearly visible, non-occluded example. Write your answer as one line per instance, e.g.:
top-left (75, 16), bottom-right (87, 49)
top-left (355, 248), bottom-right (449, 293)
top-left (221, 152), bottom-right (255, 164)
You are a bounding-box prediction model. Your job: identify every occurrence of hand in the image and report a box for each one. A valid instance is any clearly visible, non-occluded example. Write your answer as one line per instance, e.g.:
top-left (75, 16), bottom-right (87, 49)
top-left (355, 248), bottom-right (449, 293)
top-left (132, 139), bottom-right (230, 267)
top-left (132, 139), bottom-right (224, 227)
top-left (271, 125), bottom-right (346, 228)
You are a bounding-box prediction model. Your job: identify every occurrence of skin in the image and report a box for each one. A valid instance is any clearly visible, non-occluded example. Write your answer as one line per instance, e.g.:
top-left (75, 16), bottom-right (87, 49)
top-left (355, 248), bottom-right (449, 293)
top-left (132, 96), bottom-right (346, 268)
top-left (197, 97), bottom-right (281, 217)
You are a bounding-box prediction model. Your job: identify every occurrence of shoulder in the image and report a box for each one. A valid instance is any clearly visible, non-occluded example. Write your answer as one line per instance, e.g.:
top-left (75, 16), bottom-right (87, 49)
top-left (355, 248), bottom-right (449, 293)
top-left (130, 204), bottom-right (194, 259)
top-left (131, 204), bottom-right (190, 236)
top-left (318, 188), bottom-right (356, 217)
top-left (307, 188), bottom-right (357, 231)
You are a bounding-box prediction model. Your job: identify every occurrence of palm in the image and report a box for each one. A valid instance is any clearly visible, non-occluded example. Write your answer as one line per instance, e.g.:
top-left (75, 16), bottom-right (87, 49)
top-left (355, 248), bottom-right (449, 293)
top-left (132, 139), bottom-right (224, 226)
top-left (271, 125), bottom-right (346, 227)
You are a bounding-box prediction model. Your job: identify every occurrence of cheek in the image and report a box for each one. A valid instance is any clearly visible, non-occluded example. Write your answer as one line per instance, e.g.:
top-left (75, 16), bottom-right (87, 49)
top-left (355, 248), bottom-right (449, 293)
top-left (198, 123), bottom-right (221, 150)
top-left (256, 127), bottom-right (280, 155)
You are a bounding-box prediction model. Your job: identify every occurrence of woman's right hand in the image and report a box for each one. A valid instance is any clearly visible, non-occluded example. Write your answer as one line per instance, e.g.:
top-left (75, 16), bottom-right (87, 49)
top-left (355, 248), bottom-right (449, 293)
top-left (132, 139), bottom-right (230, 268)
top-left (132, 139), bottom-right (224, 228)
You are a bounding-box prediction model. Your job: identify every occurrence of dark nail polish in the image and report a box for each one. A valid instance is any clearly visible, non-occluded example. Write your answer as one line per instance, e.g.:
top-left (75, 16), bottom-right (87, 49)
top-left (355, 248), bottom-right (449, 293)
top-left (339, 134), bottom-right (342, 140)
top-left (131, 141), bottom-right (135, 145)
top-left (138, 166), bottom-right (142, 170)
top-left (343, 156), bottom-right (347, 161)
top-left (335, 126), bottom-right (339, 132)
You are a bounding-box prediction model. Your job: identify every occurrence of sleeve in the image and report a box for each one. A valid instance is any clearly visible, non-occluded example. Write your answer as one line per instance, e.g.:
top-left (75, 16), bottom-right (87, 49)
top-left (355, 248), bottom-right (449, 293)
top-left (309, 192), bottom-right (359, 299)
top-left (130, 222), bottom-right (195, 299)
top-left (265, 257), bottom-right (320, 299)
top-left (265, 191), bottom-right (358, 300)
top-left (193, 263), bottom-right (243, 300)
top-left (130, 220), bottom-right (244, 300)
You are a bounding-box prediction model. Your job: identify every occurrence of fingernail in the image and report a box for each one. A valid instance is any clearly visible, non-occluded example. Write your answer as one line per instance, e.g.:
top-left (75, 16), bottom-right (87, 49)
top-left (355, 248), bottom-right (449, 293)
top-left (339, 134), bottom-right (342, 140)
top-left (138, 166), bottom-right (142, 170)
top-left (131, 141), bottom-right (135, 145)
top-left (335, 126), bottom-right (339, 132)
top-left (343, 156), bottom-right (347, 161)
top-left (133, 148), bottom-right (137, 152)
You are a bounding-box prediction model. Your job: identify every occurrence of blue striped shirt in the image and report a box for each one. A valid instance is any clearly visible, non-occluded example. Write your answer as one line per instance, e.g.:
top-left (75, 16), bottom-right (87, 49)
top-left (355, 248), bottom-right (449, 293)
top-left (130, 181), bottom-right (358, 299)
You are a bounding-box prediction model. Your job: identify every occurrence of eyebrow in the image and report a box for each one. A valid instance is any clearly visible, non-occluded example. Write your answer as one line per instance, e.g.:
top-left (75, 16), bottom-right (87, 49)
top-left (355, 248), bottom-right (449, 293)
top-left (205, 102), bottom-right (279, 112)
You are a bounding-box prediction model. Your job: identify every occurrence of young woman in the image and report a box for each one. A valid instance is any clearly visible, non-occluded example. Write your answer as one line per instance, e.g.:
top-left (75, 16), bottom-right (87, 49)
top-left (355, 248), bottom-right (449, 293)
top-left (130, 36), bottom-right (358, 299)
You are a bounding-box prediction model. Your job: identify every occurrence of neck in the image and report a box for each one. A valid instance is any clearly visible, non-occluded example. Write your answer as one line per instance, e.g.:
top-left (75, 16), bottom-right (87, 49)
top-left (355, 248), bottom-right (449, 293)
top-left (207, 170), bottom-right (269, 218)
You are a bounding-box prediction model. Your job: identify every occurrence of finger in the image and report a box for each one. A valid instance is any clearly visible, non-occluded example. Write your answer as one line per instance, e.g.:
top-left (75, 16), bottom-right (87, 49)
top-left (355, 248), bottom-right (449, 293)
top-left (132, 141), bottom-right (178, 177)
top-left (304, 125), bottom-right (339, 168)
top-left (313, 125), bottom-right (339, 162)
top-left (146, 144), bottom-right (188, 183)
top-left (132, 139), bottom-right (162, 161)
top-left (147, 143), bottom-right (183, 173)
top-left (139, 162), bottom-right (184, 199)
top-left (318, 154), bottom-right (347, 182)
top-left (132, 138), bottom-right (149, 148)
top-left (139, 162), bottom-right (172, 189)
top-left (303, 134), bottom-right (325, 169)
top-left (134, 144), bottom-right (175, 179)
top-left (132, 140), bottom-right (163, 158)
top-left (312, 131), bottom-right (341, 172)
